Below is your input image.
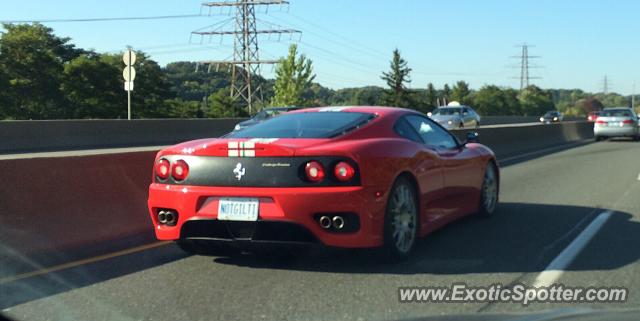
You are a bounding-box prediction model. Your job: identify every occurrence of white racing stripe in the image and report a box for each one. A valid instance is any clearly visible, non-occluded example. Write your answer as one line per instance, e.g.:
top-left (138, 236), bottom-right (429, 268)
top-left (533, 211), bottom-right (613, 287)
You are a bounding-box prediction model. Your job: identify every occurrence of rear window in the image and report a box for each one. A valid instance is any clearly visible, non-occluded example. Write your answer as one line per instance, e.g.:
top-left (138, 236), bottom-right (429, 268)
top-left (601, 109), bottom-right (633, 117)
top-left (433, 108), bottom-right (462, 115)
top-left (226, 112), bottom-right (374, 138)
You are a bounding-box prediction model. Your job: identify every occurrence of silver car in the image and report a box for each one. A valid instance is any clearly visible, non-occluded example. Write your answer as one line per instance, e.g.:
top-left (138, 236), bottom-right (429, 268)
top-left (594, 107), bottom-right (640, 141)
top-left (428, 104), bottom-right (481, 130)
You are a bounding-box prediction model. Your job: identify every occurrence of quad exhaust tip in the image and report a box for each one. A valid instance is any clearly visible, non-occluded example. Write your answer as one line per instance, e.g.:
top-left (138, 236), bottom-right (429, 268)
top-left (332, 216), bottom-right (345, 230)
top-left (158, 210), bottom-right (178, 226)
top-left (319, 216), bottom-right (332, 229)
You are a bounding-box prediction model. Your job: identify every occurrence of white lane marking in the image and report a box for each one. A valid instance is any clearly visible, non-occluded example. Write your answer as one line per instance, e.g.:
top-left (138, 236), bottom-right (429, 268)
top-left (637, 173), bottom-right (640, 181)
top-left (533, 211), bottom-right (613, 288)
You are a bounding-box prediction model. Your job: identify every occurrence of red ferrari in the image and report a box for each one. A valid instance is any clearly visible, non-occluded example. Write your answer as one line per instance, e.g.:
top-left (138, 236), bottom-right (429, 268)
top-left (147, 106), bottom-right (499, 260)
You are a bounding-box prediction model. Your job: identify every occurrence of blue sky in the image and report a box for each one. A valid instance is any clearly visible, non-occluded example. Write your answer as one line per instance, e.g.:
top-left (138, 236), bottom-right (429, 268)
top-left (1, 0), bottom-right (638, 94)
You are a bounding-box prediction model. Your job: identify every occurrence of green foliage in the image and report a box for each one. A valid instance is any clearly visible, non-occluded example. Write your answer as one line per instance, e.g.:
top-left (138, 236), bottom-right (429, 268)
top-left (441, 84), bottom-right (451, 103)
top-left (473, 85), bottom-right (519, 115)
top-left (517, 86), bottom-right (555, 116)
top-left (0, 23), bottom-right (82, 119)
top-left (381, 49), bottom-right (412, 107)
top-left (271, 44), bottom-right (315, 107)
top-left (206, 88), bottom-right (249, 118)
top-left (425, 83), bottom-right (437, 110)
top-left (166, 99), bottom-right (201, 118)
top-left (451, 81), bottom-right (471, 105)
top-left (62, 53), bottom-right (122, 118)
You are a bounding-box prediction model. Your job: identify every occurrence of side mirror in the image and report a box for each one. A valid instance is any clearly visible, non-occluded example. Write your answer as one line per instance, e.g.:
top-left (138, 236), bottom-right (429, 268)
top-left (465, 132), bottom-right (479, 145)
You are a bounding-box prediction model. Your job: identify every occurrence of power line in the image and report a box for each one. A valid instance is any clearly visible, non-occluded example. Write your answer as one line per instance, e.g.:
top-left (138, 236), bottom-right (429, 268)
top-left (0, 14), bottom-right (204, 24)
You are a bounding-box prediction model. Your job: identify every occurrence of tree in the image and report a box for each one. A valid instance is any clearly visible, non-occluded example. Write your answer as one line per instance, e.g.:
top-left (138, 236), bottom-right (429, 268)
top-left (206, 88), bottom-right (248, 118)
top-left (425, 83), bottom-right (437, 110)
top-left (62, 52), bottom-right (122, 118)
top-left (0, 23), bottom-right (83, 119)
top-left (518, 85), bottom-right (555, 116)
top-left (381, 49), bottom-right (412, 107)
top-left (473, 85), bottom-right (520, 115)
top-left (451, 81), bottom-right (471, 105)
top-left (441, 84), bottom-right (451, 104)
top-left (167, 99), bottom-right (201, 118)
top-left (271, 44), bottom-right (315, 107)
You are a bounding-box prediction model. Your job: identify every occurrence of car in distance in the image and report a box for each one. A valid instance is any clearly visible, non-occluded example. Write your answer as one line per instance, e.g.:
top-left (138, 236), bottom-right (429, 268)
top-left (427, 102), bottom-right (481, 129)
top-left (594, 107), bottom-right (640, 141)
top-left (587, 110), bottom-right (601, 122)
top-left (540, 111), bottom-right (563, 123)
top-left (234, 106), bottom-right (300, 131)
top-left (148, 106), bottom-right (499, 261)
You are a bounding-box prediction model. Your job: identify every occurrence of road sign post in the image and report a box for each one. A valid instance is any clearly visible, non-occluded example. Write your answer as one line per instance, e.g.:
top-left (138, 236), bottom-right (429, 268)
top-left (123, 49), bottom-right (137, 120)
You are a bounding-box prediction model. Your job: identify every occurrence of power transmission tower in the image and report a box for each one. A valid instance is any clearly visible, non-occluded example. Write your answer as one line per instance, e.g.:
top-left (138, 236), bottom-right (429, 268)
top-left (510, 44), bottom-right (542, 90)
top-left (602, 75), bottom-right (610, 94)
top-left (192, 0), bottom-right (301, 113)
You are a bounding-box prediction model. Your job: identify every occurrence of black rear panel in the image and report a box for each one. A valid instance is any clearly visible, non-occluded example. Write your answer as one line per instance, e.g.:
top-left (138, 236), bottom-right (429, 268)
top-left (181, 220), bottom-right (318, 243)
top-left (156, 155), bottom-right (360, 187)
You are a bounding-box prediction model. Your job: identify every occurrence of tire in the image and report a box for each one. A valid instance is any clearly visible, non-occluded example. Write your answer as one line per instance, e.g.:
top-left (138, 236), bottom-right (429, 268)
top-left (475, 121), bottom-right (480, 129)
top-left (478, 162), bottom-right (499, 217)
top-left (381, 176), bottom-right (419, 262)
top-left (176, 239), bottom-right (237, 256)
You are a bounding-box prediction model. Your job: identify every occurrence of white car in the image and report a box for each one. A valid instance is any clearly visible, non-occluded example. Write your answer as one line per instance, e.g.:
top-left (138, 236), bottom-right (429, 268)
top-left (428, 102), bottom-right (481, 130)
top-left (594, 107), bottom-right (640, 141)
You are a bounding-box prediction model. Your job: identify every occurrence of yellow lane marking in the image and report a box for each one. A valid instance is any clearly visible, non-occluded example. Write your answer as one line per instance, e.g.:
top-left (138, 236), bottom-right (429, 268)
top-left (0, 241), bottom-right (170, 285)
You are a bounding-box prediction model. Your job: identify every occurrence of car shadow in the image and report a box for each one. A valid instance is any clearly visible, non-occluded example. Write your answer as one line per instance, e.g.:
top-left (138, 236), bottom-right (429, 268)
top-left (211, 202), bottom-right (640, 275)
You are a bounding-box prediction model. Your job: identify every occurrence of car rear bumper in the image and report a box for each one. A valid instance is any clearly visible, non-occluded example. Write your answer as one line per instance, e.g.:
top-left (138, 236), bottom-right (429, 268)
top-left (147, 184), bottom-right (388, 248)
top-left (594, 125), bottom-right (638, 137)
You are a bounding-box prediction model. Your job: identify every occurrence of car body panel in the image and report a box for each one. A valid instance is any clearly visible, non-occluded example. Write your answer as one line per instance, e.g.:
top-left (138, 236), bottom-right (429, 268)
top-left (148, 106), bottom-right (498, 249)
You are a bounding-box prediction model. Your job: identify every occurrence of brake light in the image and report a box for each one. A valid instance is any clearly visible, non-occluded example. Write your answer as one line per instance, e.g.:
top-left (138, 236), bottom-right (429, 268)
top-left (171, 160), bottom-right (189, 181)
top-left (305, 161), bottom-right (325, 183)
top-left (622, 119), bottom-right (634, 124)
top-left (334, 162), bottom-right (355, 182)
top-left (155, 159), bottom-right (171, 180)
top-left (595, 118), bottom-right (607, 124)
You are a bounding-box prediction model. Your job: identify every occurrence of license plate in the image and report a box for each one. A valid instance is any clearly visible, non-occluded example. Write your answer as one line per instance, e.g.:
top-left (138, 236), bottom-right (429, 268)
top-left (218, 198), bottom-right (259, 221)
top-left (609, 122), bottom-right (620, 126)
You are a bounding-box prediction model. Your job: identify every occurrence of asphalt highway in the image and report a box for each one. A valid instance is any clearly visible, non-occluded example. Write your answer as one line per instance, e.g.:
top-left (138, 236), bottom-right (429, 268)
top-left (3, 139), bottom-right (640, 321)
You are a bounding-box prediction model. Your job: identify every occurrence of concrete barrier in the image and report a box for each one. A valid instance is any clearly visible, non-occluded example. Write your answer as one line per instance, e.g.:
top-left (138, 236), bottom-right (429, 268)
top-left (453, 121), bottom-right (594, 158)
top-left (0, 117), bottom-right (584, 154)
top-left (0, 121), bottom-right (594, 271)
top-left (0, 118), bottom-right (244, 154)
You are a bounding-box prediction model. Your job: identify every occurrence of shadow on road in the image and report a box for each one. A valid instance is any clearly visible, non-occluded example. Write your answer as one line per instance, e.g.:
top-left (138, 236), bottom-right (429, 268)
top-left (3, 203), bottom-right (638, 309)
top-left (212, 202), bottom-right (640, 276)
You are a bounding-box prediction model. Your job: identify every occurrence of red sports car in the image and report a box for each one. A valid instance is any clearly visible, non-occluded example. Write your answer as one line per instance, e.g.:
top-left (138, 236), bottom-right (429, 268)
top-left (147, 106), bottom-right (499, 260)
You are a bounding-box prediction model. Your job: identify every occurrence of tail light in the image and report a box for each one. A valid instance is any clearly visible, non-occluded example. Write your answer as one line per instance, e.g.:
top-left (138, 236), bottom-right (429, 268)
top-left (595, 119), bottom-right (606, 124)
top-left (622, 119), bottom-right (634, 125)
top-left (588, 116), bottom-right (593, 121)
top-left (155, 159), bottom-right (171, 180)
top-left (305, 161), bottom-right (325, 183)
top-left (171, 160), bottom-right (189, 181)
top-left (334, 162), bottom-right (355, 182)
